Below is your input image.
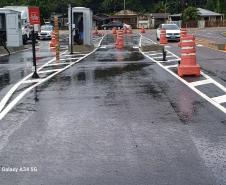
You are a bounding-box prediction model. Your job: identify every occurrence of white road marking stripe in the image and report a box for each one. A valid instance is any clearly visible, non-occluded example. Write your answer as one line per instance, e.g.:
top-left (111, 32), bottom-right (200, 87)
top-left (45, 62), bottom-right (72, 67)
top-left (165, 64), bottom-right (178, 68)
top-left (38, 69), bottom-right (60, 74)
top-left (60, 57), bottom-right (81, 61)
top-left (167, 59), bottom-right (180, 62)
top-left (0, 35), bottom-right (106, 120)
top-left (212, 95), bottom-right (226, 104)
top-left (140, 34), bottom-right (226, 114)
top-left (190, 79), bottom-right (212, 87)
top-left (154, 55), bottom-right (175, 59)
top-left (149, 53), bottom-right (162, 56)
top-left (22, 79), bottom-right (42, 84)
top-left (201, 72), bottom-right (226, 93)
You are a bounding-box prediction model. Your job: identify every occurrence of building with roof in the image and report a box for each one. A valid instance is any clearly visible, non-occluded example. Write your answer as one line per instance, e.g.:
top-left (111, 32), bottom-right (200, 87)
top-left (137, 13), bottom-right (170, 29)
top-left (110, 10), bottom-right (138, 28)
top-left (169, 8), bottom-right (224, 21)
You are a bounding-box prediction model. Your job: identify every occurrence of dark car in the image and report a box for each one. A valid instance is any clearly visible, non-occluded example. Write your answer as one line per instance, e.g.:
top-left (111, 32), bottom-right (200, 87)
top-left (101, 21), bottom-right (123, 30)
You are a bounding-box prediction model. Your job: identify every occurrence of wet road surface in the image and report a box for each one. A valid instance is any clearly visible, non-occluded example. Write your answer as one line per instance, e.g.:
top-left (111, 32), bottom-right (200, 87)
top-left (0, 34), bottom-right (226, 185)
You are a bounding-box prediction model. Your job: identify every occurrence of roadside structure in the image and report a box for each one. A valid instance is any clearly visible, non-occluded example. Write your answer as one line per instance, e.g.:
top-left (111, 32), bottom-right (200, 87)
top-left (110, 10), bottom-right (138, 28)
top-left (169, 8), bottom-right (224, 28)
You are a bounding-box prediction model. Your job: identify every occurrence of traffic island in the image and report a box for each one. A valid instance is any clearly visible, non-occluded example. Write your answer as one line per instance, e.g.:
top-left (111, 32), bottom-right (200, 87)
top-left (141, 44), bottom-right (164, 52)
top-left (69, 44), bottom-right (94, 54)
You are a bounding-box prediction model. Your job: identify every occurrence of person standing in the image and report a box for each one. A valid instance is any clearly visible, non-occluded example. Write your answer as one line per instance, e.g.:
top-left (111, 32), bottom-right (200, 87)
top-left (78, 17), bottom-right (83, 41)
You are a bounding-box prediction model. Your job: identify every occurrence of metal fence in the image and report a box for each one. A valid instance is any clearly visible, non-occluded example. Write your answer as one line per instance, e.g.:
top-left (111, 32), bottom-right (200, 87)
top-left (181, 20), bottom-right (226, 28)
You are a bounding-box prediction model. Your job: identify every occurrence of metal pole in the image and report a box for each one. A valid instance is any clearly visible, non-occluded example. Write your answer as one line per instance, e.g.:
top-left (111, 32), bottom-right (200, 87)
top-left (124, 0), bottom-right (125, 11)
top-left (69, 4), bottom-right (73, 54)
top-left (165, 0), bottom-right (167, 22)
top-left (31, 29), bottom-right (39, 79)
top-left (162, 47), bottom-right (167, 61)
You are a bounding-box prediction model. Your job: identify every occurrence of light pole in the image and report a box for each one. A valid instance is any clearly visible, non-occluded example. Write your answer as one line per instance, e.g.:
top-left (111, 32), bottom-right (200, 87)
top-left (165, 0), bottom-right (167, 22)
top-left (124, 0), bottom-right (126, 11)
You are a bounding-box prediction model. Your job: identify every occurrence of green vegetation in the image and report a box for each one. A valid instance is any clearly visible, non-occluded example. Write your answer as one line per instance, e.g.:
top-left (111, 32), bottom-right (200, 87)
top-left (0, 0), bottom-right (226, 18)
top-left (182, 6), bottom-right (198, 22)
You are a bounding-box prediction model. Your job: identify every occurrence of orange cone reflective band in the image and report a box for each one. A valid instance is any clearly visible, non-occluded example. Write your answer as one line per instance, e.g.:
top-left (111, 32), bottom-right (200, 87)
top-left (140, 26), bottom-right (145, 33)
top-left (49, 32), bottom-right (57, 48)
top-left (178, 28), bottom-right (187, 47)
top-left (115, 30), bottom-right (124, 49)
top-left (160, 28), bottom-right (168, 45)
top-left (112, 27), bottom-right (117, 35)
top-left (178, 34), bottom-right (200, 77)
top-left (127, 26), bottom-right (132, 34)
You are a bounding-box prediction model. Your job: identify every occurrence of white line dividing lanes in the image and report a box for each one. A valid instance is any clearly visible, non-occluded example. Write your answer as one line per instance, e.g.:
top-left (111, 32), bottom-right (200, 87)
top-left (139, 34), bottom-right (226, 115)
top-left (0, 35), bottom-right (105, 120)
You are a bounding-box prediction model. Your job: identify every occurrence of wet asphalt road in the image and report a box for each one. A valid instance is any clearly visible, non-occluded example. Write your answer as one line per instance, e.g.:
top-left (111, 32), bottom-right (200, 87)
top-left (191, 27), bottom-right (226, 43)
top-left (0, 33), bottom-right (226, 185)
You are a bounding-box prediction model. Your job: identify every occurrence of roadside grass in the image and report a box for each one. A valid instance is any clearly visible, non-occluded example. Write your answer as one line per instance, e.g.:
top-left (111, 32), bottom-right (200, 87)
top-left (224, 32), bottom-right (226, 36)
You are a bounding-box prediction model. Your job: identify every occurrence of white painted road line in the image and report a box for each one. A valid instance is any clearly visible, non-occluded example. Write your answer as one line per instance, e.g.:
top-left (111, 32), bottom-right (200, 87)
top-left (22, 79), bottom-right (42, 84)
top-left (140, 35), bottom-right (226, 115)
top-left (60, 57), bottom-right (81, 61)
top-left (149, 53), bottom-right (162, 56)
top-left (153, 56), bottom-right (175, 59)
top-left (46, 62), bottom-right (73, 66)
top-left (212, 95), bottom-right (226, 104)
top-left (38, 69), bottom-right (61, 74)
top-left (190, 79), bottom-right (212, 87)
top-left (165, 64), bottom-right (178, 68)
top-left (167, 59), bottom-right (180, 62)
top-left (0, 35), bottom-right (106, 120)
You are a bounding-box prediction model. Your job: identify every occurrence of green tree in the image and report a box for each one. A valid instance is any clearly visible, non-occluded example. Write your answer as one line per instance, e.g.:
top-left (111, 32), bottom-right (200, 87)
top-left (182, 6), bottom-right (198, 22)
top-left (154, 1), bottom-right (169, 13)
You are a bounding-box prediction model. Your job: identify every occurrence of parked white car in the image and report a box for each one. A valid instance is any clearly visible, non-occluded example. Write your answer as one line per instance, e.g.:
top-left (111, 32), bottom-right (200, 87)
top-left (156, 24), bottom-right (180, 41)
top-left (38, 25), bottom-right (53, 40)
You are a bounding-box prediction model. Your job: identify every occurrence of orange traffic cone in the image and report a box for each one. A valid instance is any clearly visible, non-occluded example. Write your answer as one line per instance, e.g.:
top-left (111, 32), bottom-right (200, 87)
top-left (140, 26), bottom-right (145, 33)
top-left (178, 28), bottom-right (187, 47)
top-left (93, 27), bottom-right (99, 35)
top-left (178, 34), bottom-right (200, 77)
top-left (123, 27), bottom-right (127, 34)
top-left (127, 26), bottom-right (132, 34)
top-left (112, 27), bottom-right (117, 35)
top-left (159, 29), bottom-right (168, 45)
top-left (49, 31), bottom-right (57, 48)
top-left (115, 30), bottom-right (124, 49)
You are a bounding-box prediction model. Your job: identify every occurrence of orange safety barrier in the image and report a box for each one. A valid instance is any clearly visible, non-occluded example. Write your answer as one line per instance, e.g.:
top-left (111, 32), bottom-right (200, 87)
top-left (123, 27), bottom-right (127, 34)
top-left (159, 29), bottom-right (168, 45)
top-left (178, 34), bottom-right (200, 77)
top-left (115, 30), bottom-right (124, 49)
top-left (140, 26), bottom-right (145, 33)
top-left (112, 27), bottom-right (117, 35)
top-left (178, 28), bottom-right (187, 47)
top-left (49, 31), bottom-right (57, 48)
top-left (127, 26), bottom-right (132, 34)
top-left (93, 27), bottom-right (100, 36)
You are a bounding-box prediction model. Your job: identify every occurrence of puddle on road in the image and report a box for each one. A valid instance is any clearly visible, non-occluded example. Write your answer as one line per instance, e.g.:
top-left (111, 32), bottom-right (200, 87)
top-left (93, 63), bottom-right (150, 80)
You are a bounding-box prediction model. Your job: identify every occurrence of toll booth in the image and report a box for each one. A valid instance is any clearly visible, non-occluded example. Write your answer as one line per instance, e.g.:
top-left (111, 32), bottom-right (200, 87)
top-left (68, 7), bottom-right (92, 46)
top-left (0, 8), bottom-right (22, 47)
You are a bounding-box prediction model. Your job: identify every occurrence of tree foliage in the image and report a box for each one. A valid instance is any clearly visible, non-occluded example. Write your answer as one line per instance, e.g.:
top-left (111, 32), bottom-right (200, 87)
top-left (182, 6), bottom-right (198, 22)
top-left (0, 0), bottom-right (225, 18)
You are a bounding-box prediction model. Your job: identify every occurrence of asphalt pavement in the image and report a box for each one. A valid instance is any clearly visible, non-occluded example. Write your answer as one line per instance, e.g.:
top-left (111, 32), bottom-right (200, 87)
top-left (0, 33), bottom-right (225, 185)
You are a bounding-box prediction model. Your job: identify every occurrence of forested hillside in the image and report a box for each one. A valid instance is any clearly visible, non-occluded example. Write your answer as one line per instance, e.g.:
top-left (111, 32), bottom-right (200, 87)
top-left (0, 0), bottom-right (225, 18)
